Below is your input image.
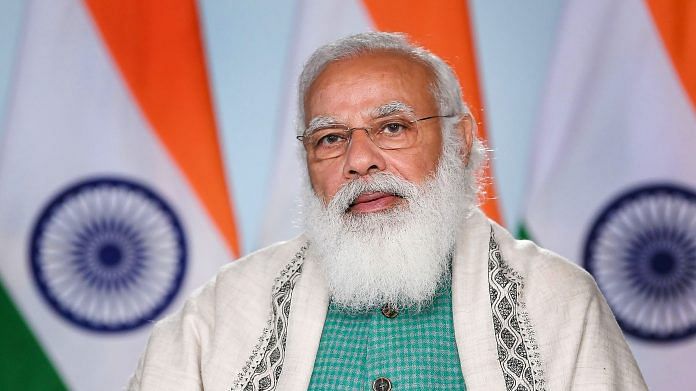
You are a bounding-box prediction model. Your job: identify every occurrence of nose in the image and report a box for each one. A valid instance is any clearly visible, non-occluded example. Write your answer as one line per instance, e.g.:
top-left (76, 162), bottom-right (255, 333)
top-left (342, 128), bottom-right (387, 178)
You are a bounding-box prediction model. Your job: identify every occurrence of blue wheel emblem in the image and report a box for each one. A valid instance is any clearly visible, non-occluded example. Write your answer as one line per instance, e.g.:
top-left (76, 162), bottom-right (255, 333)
top-left (30, 177), bottom-right (187, 332)
top-left (583, 183), bottom-right (696, 341)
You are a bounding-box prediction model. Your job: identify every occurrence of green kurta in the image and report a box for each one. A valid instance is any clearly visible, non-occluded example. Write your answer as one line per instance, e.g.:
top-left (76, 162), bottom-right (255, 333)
top-left (308, 278), bottom-right (466, 390)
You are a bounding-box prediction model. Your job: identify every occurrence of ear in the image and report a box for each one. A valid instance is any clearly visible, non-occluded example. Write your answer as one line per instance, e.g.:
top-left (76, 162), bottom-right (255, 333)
top-left (456, 114), bottom-right (474, 166)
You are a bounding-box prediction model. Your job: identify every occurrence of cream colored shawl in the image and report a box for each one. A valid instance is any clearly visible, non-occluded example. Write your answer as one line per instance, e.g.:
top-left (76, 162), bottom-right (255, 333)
top-left (128, 209), bottom-right (647, 390)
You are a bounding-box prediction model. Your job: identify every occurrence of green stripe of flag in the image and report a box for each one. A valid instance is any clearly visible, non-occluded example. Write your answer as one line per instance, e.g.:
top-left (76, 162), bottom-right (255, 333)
top-left (516, 223), bottom-right (533, 241)
top-left (0, 280), bottom-right (67, 390)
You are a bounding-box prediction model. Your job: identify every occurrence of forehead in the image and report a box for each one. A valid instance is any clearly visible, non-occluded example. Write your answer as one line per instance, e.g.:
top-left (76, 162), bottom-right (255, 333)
top-left (304, 51), bottom-right (438, 123)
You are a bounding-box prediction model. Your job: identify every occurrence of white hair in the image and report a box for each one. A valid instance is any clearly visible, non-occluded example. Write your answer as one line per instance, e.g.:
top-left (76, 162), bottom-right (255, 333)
top-left (297, 31), bottom-right (487, 201)
top-left (302, 112), bottom-right (479, 311)
top-left (299, 32), bottom-right (491, 311)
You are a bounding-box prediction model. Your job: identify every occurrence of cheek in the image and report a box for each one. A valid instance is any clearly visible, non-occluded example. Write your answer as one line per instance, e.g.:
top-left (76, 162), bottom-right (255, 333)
top-left (307, 161), bottom-right (343, 202)
top-left (389, 143), bottom-right (442, 182)
top-left (423, 145), bottom-right (443, 172)
top-left (392, 157), bottom-right (436, 182)
top-left (419, 133), bottom-right (445, 176)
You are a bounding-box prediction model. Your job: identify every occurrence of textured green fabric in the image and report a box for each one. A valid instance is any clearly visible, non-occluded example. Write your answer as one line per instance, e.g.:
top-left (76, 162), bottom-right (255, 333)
top-left (308, 279), bottom-right (466, 390)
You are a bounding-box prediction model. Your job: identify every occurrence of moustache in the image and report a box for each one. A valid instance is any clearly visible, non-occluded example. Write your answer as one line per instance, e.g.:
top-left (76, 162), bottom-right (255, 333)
top-left (327, 172), bottom-right (420, 213)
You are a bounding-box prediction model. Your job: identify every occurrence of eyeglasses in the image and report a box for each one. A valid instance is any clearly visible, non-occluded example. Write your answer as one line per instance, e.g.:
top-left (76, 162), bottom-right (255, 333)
top-left (297, 114), bottom-right (454, 160)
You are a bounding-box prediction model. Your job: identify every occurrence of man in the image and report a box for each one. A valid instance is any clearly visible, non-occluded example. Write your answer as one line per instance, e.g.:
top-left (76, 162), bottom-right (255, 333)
top-left (129, 32), bottom-right (646, 390)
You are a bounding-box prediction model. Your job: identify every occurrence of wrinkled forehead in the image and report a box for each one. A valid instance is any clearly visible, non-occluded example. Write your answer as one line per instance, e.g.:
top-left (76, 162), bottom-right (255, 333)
top-left (303, 51), bottom-right (438, 126)
top-left (306, 100), bottom-right (416, 129)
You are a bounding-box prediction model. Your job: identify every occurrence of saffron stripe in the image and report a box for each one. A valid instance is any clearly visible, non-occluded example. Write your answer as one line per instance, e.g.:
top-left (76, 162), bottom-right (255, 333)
top-left (363, 0), bottom-right (504, 224)
top-left (646, 0), bottom-right (696, 110)
top-left (84, 0), bottom-right (241, 256)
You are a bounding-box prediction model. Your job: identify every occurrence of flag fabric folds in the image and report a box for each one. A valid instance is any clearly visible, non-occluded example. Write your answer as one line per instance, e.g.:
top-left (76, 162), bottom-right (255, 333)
top-left (0, 0), bottom-right (238, 389)
top-left (525, 1), bottom-right (696, 389)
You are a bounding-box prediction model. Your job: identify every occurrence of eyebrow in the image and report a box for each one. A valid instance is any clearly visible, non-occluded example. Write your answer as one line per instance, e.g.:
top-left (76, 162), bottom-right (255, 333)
top-left (304, 101), bottom-right (416, 135)
top-left (305, 115), bottom-right (343, 135)
top-left (372, 101), bottom-right (416, 118)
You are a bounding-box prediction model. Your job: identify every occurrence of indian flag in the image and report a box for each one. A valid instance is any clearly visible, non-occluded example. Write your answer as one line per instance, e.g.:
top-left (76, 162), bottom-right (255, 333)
top-left (525, 1), bottom-right (696, 389)
top-left (259, 0), bottom-right (503, 246)
top-left (0, 0), bottom-right (239, 389)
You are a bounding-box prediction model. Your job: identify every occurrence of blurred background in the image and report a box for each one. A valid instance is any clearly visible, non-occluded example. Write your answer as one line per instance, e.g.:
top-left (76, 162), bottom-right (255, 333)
top-left (0, 0), bottom-right (694, 390)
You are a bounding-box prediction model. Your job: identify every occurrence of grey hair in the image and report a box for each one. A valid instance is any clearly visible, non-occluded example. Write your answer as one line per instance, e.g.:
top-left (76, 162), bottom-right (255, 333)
top-left (297, 31), bottom-right (487, 198)
top-left (299, 32), bottom-right (471, 125)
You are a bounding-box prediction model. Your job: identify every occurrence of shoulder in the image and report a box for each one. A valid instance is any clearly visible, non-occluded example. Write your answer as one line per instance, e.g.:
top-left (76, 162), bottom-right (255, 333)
top-left (487, 222), bottom-right (647, 389)
top-left (128, 236), bottom-right (309, 389)
top-left (209, 235), bottom-right (309, 298)
top-left (489, 220), bottom-right (599, 300)
top-left (176, 235), bottom-right (309, 329)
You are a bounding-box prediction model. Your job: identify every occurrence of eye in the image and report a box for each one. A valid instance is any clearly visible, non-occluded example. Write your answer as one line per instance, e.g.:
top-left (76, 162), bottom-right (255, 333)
top-left (380, 121), bottom-right (410, 136)
top-left (315, 132), bottom-right (348, 147)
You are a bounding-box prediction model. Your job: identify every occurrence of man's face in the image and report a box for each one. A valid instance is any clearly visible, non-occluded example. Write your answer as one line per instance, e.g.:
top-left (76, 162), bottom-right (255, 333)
top-left (304, 52), bottom-right (444, 212)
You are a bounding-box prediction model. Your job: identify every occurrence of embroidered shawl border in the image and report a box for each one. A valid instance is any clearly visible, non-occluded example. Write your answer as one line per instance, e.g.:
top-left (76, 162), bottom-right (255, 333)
top-left (488, 227), bottom-right (546, 391)
top-left (231, 244), bottom-right (308, 391)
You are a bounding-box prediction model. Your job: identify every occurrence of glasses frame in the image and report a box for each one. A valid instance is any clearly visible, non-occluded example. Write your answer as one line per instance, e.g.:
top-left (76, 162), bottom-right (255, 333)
top-left (297, 114), bottom-right (456, 159)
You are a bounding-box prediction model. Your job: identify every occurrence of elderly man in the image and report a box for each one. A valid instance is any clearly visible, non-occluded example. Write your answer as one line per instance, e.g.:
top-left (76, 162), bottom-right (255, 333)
top-left (129, 32), bottom-right (646, 390)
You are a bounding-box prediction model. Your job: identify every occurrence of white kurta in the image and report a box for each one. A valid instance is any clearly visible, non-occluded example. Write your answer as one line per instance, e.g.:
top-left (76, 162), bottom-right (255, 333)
top-left (128, 210), bottom-right (647, 390)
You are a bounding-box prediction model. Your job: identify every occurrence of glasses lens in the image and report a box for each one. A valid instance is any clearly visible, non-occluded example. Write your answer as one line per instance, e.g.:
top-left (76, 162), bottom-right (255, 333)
top-left (307, 127), bottom-right (350, 159)
top-left (371, 117), bottom-right (419, 150)
top-left (303, 116), bottom-right (427, 160)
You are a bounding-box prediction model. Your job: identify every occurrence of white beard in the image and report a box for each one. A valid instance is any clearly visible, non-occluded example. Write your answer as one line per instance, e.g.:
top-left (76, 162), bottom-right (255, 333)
top-left (302, 143), bottom-right (477, 312)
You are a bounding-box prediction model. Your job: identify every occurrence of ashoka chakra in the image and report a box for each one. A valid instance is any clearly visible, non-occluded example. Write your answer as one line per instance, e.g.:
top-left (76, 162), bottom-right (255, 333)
top-left (583, 183), bottom-right (696, 341)
top-left (30, 177), bottom-right (187, 332)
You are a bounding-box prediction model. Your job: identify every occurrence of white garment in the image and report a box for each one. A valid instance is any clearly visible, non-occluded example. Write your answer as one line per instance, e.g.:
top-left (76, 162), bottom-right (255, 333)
top-left (128, 209), bottom-right (647, 390)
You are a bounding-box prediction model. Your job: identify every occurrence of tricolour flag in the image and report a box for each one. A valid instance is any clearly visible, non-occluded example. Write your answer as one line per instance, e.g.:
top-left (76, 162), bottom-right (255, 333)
top-left (525, 1), bottom-right (696, 389)
top-left (258, 0), bottom-right (502, 247)
top-left (0, 0), bottom-right (239, 389)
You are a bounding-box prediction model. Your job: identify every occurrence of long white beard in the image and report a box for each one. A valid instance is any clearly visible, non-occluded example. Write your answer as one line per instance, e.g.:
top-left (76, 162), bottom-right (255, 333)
top-left (302, 144), bottom-right (477, 312)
